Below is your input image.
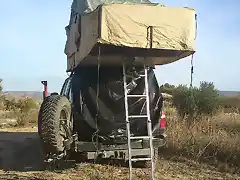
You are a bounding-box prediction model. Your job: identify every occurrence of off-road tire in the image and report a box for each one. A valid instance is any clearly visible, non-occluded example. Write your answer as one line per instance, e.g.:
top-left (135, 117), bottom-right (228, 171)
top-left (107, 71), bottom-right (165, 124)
top-left (145, 147), bottom-right (159, 168)
top-left (38, 95), bottom-right (71, 155)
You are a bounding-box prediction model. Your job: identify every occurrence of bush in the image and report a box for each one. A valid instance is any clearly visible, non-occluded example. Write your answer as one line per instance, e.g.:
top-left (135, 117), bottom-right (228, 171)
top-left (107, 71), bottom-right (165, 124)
top-left (0, 79), bottom-right (5, 110)
top-left (15, 97), bottom-right (38, 113)
top-left (0, 79), bottom-right (39, 126)
top-left (196, 81), bottom-right (220, 116)
top-left (14, 98), bottom-right (39, 126)
top-left (3, 97), bottom-right (17, 111)
top-left (0, 95), bottom-right (4, 110)
top-left (1, 96), bottom-right (39, 126)
top-left (16, 109), bottom-right (39, 126)
top-left (171, 81), bottom-right (220, 119)
top-left (0, 79), bottom-right (2, 92)
top-left (160, 83), bottom-right (176, 95)
top-left (171, 85), bottom-right (196, 118)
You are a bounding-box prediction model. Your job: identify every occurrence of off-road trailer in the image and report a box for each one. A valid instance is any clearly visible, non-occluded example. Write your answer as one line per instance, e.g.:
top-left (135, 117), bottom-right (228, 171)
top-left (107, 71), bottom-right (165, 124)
top-left (38, 65), bottom-right (167, 169)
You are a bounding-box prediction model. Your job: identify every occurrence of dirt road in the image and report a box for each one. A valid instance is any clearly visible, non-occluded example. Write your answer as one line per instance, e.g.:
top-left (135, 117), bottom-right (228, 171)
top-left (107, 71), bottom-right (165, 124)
top-left (0, 127), bottom-right (45, 171)
top-left (0, 127), bottom-right (239, 180)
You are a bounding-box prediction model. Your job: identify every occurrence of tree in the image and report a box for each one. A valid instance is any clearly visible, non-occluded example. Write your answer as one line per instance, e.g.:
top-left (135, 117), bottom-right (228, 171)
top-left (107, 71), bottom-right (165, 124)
top-left (0, 79), bottom-right (3, 109)
top-left (172, 84), bottom-right (197, 118)
top-left (16, 97), bottom-right (38, 113)
top-left (171, 81), bottom-right (220, 119)
top-left (0, 79), bottom-right (2, 92)
top-left (160, 83), bottom-right (176, 95)
top-left (195, 81), bottom-right (220, 116)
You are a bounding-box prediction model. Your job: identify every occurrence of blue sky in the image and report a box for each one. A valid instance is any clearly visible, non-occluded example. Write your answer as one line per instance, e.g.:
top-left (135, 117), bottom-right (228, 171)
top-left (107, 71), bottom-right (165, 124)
top-left (0, 0), bottom-right (239, 92)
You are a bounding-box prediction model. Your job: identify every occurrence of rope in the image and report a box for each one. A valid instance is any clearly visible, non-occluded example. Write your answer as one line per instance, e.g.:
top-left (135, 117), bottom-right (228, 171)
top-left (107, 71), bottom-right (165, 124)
top-left (190, 54), bottom-right (194, 88)
top-left (93, 45), bottom-right (101, 163)
top-left (189, 10), bottom-right (197, 117)
top-left (189, 54), bottom-right (195, 118)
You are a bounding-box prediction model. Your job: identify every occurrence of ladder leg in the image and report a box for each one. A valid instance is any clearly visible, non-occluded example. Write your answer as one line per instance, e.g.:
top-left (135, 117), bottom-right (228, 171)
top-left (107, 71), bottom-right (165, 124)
top-left (123, 63), bottom-right (133, 180)
top-left (144, 65), bottom-right (155, 180)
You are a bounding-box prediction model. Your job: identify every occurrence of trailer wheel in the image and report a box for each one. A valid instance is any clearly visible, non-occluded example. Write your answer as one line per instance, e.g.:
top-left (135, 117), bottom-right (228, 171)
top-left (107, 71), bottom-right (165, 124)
top-left (145, 147), bottom-right (159, 168)
top-left (38, 95), bottom-right (72, 154)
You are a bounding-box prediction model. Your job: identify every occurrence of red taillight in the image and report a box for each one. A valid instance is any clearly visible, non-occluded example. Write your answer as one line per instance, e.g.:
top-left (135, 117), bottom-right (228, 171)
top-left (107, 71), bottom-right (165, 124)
top-left (160, 111), bottom-right (166, 129)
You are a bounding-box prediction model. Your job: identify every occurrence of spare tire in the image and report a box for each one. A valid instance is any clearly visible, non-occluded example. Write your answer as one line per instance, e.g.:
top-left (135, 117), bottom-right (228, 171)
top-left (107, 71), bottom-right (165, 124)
top-left (38, 95), bottom-right (72, 154)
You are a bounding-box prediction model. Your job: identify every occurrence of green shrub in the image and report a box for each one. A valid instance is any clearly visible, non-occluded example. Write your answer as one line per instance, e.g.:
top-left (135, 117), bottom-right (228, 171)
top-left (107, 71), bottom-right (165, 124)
top-left (171, 82), bottom-right (220, 119)
top-left (196, 81), bottom-right (220, 116)
top-left (2, 96), bottom-right (39, 126)
top-left (0, 79), bottom-right (39, 126)
top-left (3, 97), bottom-right (17, 111)
top-left (16, 110), bottom-right (39, 126)
top-left (14, 98), bottom-right (39, 126)
top-left (172, 85), bottom-right (198, 118)
top-left (0, 79), bottom-right (2, 92)
top-left (15, 97), bottom-right (38, 113)
top-left (0, 95), bottom-right (4, 110)
top-left (0, 79), bottom-right (3, 109)
top-left (160, 83), bottom-right (176, 95)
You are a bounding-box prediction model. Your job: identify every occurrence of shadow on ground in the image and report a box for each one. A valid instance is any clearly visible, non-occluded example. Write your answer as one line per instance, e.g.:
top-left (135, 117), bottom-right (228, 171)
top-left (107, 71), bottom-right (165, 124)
top-left (0, 132), bottom-right (45, 172)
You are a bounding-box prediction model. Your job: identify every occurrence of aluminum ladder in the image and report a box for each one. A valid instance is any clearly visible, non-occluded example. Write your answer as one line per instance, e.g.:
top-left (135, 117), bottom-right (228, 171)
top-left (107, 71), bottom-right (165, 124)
top-left (123, 63), bottom-right (155, 180)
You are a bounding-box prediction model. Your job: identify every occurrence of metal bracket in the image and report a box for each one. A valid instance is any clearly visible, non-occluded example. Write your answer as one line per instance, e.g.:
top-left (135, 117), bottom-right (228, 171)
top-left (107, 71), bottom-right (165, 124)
top-left (44, 133), bottom-right (79, 170)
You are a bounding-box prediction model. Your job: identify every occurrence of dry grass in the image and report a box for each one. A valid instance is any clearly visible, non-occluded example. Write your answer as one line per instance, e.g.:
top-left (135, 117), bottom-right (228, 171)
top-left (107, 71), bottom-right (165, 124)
top-left (0, 96), bottom-right (240, 178)
top-left (0, 109), bottom-right (39, 128)
top-left (0, 109), bottom-right (38, 127)
top-left (1, 158), bottom-right (239, 180)
top-left (0, 110), bottom-right (240, 179)
top-left (164, 106), bottom-right (240, 172)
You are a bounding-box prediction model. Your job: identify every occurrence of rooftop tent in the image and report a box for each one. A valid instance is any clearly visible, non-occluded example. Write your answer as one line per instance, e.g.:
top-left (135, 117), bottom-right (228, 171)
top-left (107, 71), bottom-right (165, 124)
top-left (64, 0), bottom-right (151, 44)
top-left (64, 0), bottom-right (197, 71)
top-left (65, 0), bottom-right (151, 30)
top-left (70, 0), bottom-right (151, 14)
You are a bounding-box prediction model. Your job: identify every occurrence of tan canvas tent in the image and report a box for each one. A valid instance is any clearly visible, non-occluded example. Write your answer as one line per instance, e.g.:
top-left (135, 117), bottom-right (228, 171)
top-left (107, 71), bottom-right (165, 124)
top-left (65, 2), bottom-right (197, 71)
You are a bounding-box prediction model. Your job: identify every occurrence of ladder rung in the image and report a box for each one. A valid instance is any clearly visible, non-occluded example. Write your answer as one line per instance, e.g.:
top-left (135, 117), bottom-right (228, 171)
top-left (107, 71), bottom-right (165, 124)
top-left (127, 95), bottom-right (146, 98)
top-left (139, 75), bottom-right (145, 77)
top-left (130, 136), bottom-right (150, 140)
top-left (128, 115), bottom-right (148, 118)
top-left (131, 157), bottom-right (151, 162)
